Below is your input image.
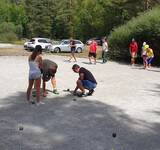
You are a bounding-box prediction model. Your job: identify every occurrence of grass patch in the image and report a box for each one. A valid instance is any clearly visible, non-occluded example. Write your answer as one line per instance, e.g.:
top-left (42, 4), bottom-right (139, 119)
top-left (0, 45), bottom-right (103, 59)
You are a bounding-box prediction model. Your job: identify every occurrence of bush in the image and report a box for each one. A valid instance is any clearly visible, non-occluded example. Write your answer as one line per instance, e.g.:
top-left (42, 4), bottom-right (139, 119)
top-left (108, 7), bottom-right (160, 65)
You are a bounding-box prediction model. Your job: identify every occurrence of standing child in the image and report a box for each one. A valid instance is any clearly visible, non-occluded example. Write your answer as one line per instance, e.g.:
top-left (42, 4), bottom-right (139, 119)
top-left (141, 42), bottom-right (147, 69)
top-left (146, 45), bottom-right (154, 69)
top-left (26, 45), bottom-right (43, 105)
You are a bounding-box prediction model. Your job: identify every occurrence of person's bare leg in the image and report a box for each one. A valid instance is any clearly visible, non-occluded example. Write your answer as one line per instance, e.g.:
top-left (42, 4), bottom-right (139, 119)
top-left (77, 80), bottom-right (85, 93)
top-left (68, 55), bottom-right (72, 61)
top-left (27, 79), bottom-right (34, 102)
top-left (94, 57), bottom-right (96, 64)
top-left (42, 80), bottom-right (48, 97)
top-left (51, 77), bottom-right (56, 89)
top-left (51, 77), bottom-right (59, 94)
top-left (143, 57), bottom-right (147, 69)
top-left (89, 56), bottom-right (92, 64)
top-left (72, 52), bottom-right (77, 62)
top-left (131, 57), bottom-right (135, 65)
top-left (68, 52), bottom-right (73, 61)
top-left (35, 78), bottom-right (41, 102)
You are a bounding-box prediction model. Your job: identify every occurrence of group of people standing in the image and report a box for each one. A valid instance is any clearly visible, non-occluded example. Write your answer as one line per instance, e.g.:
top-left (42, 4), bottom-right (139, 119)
top-left (68, 37), bottom-right (109, 64)
top-left (129, 38), bottom-right (154, 69)
top-left (88, 37), bottom-right (109, 64)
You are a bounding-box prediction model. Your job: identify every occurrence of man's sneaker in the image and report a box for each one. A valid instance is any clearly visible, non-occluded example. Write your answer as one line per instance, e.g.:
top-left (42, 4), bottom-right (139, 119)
top-left (77, 92), bottom-right (86, 97)
top-left (87, 89), bottom-right (94, 96)
top-left (36, 101), bottom-right (45, 106)
top-left (31, 101), bottom-right (36, 104)
top-left (53, 89), bottom-right (59, 95)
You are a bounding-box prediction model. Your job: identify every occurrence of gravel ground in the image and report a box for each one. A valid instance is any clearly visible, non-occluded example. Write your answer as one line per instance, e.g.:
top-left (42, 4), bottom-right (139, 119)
top-left (0, 55), bottom-right (160, 150)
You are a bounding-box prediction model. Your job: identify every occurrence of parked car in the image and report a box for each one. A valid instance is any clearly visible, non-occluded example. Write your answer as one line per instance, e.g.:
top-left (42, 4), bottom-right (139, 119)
top-left (86, 37), bottom-right (102, 46)
top-left (48, 39), bottom-right (85, 53)
top-left (24, 38), bottom-right (52, 51)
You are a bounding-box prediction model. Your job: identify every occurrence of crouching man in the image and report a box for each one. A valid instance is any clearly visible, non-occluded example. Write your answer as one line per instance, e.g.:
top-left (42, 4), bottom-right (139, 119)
top-left (72, 64), bottom-right (97, 97)
top-left (42, 59), bottom-right (59, 97)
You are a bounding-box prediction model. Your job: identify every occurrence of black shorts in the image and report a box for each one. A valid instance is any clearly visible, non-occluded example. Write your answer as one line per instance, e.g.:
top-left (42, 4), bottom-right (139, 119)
top-left (71, 47), bottom-right (76, 52)
top-left (88, 52), bottom-right (96, 58)
top-left (42, 68), bottom-right (57, 82)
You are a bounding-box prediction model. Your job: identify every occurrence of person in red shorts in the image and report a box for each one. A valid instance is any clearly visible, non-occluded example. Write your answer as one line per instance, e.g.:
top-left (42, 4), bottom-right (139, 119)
top-left (129, 38), bottom-right (138, 66)
top-left (88, 39), bottom-right (97, 64)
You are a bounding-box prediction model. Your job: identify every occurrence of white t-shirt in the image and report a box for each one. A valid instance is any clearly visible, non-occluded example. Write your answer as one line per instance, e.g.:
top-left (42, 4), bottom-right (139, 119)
top-left (102, 42), bottom-right (108, 52)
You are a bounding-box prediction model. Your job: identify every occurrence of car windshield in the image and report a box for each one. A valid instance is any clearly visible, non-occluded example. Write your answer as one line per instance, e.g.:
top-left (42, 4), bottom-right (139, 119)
top-left (30, 39), bottom-right (35, 42)
top-left (45, 38), bottom-right (51, 43)
top-left (61, 40), bottom-right (70, 45)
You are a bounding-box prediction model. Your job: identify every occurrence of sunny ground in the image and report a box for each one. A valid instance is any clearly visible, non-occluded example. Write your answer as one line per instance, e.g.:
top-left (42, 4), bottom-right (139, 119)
top-left (0, 52), bottom-right (160, 150)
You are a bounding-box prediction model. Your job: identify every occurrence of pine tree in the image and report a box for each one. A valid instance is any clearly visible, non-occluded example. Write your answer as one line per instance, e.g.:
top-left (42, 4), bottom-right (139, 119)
top-left (25, 0), bottom-right (55, 38)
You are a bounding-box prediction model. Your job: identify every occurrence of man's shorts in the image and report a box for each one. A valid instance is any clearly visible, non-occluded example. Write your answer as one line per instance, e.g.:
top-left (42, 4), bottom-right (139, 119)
top-left (88, 52), bottom-right (96, 58)
top-left (82, 80), bottom-right (97, 90)
top-left (131, 52), bottom-right (137, 58)
top-left (42, 68), bottom-right (57, 82)
top-left (71, 47), bottom-right (76, 52)
top-left (147, 57), bottom-right (154, 64)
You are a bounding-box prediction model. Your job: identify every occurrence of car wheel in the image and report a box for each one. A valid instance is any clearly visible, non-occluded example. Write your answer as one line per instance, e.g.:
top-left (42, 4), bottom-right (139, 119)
top-left (54, 47), bottom-right (60, 53)
top-left (76, 47), bottom-right (82, 53)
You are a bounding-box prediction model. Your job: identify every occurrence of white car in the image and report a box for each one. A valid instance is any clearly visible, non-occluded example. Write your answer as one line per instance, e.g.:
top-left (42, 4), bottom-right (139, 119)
top-left (24, 38), bottom-right (52, 51)
top-left (48, 39), bottom-right (85, 53)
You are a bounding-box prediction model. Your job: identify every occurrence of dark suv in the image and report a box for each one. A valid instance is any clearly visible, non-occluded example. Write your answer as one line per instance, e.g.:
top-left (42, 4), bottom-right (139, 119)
top-left (86, 37), bottom-right (102, 46)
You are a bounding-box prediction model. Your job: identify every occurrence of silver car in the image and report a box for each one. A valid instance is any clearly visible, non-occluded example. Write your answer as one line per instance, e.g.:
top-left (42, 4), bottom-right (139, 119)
top-left (24, 38), bottom-right (52, 51)
top-left (48, 39), bottom-right (85, 53)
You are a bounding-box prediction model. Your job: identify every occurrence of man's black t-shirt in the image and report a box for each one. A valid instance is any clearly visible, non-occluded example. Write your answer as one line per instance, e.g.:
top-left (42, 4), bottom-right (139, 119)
top-left (79, 67), bottom-right (97, 84)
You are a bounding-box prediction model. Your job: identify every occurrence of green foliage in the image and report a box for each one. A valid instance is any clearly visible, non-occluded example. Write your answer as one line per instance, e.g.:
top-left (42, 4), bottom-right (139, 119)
top-left (0, 0), bottom-right (27, 42)
top-left (0, 22), bottom-right (18, 42)
top-left (51, 0), bottom-right (74, 39)
top-left (108, 6), bottom-right (160, 65)
top-left (25, 0), bottom-right (55, 38)
top-left (0, 0), bottom-right (160, 43)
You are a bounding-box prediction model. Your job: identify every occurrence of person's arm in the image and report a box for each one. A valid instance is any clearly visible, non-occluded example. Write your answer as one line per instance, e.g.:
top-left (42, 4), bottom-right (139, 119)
top-left (79, 73), bottom-right (84, 80)
top-left (51, 76), bottom-right (56, 90)
top-left (73, 73), bottom-right (84, 94)
top-left (73, 86), bottom-right (78, 95)
top-left (36, 55), bottom-right (43, 69)
top-left (43, 80), bottom-right (46, 93)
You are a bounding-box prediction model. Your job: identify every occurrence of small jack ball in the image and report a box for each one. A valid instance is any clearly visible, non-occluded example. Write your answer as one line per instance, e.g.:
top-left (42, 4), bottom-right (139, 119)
top-left (31, 101), bottom-right (35, 104)
top-left (73, 98), bottom-right (77, 101)
top-left (19, 126), bottom-right (23, 131)
top-left (67, 89), bottom-right (70, 91)
top-left (112, 133), bottom-right (116, 138)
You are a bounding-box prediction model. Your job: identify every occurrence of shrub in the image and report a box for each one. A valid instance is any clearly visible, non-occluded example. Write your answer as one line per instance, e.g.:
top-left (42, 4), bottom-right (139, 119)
top-left (108, 7), bottom-right (160, 65)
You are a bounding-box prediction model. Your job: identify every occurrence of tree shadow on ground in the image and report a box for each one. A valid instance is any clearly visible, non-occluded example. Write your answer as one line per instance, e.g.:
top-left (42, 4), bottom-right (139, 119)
top-left (0, 92), bottom-right (159, 150)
